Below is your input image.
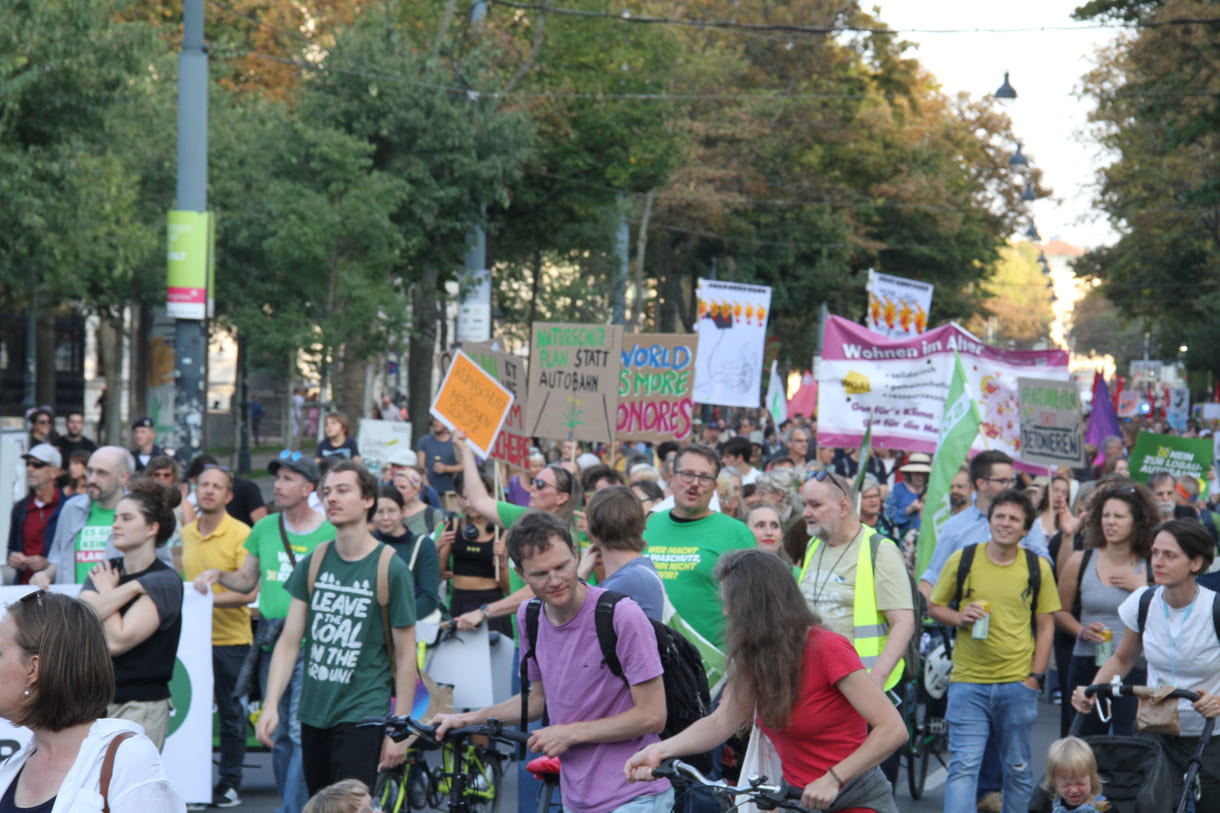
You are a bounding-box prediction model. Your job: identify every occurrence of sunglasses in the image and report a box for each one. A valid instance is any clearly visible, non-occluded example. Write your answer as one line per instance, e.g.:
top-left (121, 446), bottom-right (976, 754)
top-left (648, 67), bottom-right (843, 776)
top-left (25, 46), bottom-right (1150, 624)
top-left (25, 460), bottom-right (50, 469)
top-left (807, 469), bottom-right (848, 498)
top-left (279, 450), bottom-right (303, 462)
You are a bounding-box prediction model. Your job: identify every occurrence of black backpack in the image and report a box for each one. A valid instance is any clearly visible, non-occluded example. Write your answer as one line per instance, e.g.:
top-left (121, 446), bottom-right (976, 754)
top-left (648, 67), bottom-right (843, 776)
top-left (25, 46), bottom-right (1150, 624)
top-left (952, 543), bottom-right (1042, 623)
top-left (1136, 583), bottom-right (1220, 639)
top-left (520, 591), bottom-right (714, 771)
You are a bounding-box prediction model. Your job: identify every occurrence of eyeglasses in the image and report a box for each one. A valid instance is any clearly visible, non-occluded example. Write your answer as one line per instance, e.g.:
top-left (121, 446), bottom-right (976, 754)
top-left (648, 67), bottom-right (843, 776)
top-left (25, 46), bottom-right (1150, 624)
top-left (531, 478), bottom-right (556, 491)
top-left (673, 469), bottom-right (717, 487)
top-left (789, 437), bottom-right (809, 445)
top-left (985, 476), bottom-right (1017, 487)
top-left (203, 463), bottom-right (232, 473)
top-left (373, 508), bottom-right (401, 517)
top-left (279, 450), bottom-right (303, 462)
top-left (807, 469), bottom-right (848, 498)
top-left (33, 418), bottom-right (50, 426)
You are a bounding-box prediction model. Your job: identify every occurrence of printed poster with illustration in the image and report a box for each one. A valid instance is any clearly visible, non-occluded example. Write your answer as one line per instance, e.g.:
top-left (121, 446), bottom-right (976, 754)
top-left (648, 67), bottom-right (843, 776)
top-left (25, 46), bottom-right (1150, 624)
top-left (866, 270), bottom-right (933, 338)
top-left (525, 322), bottom-right (623, 443)
top-left (817, 316), bottom-right (1069, 467)
top-left (618, 333), bottom-right (698, 443)
top-left (692, 279), bottom-right (771, 408)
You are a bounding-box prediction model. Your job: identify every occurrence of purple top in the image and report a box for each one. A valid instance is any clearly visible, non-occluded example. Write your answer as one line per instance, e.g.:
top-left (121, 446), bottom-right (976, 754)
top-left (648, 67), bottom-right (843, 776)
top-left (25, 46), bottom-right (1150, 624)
top-left (519, 585), bottom-right (670, 813)
top-left (506, 474), bottom-right (531, 507)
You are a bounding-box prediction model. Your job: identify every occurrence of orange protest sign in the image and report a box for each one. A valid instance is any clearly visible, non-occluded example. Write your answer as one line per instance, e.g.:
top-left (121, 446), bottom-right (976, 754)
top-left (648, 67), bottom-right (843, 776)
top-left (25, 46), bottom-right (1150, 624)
top-left (430, 350), bottom-right (515, 458)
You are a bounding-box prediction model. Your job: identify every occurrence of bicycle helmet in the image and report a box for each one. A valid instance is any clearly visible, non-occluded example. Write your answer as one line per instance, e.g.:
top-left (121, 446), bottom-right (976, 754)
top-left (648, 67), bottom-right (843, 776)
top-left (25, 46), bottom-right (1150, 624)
top-left (923, 641), bottom-right (953, 699)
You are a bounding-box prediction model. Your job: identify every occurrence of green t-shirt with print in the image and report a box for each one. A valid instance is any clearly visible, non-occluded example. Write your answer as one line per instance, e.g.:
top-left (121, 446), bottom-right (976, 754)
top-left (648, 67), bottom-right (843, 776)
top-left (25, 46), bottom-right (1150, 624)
top-left (642, 509), bottom-right (755, 650)
top-left (76, 504), bottom-right (115, 583)
top-left (244, 513), bottom-right (334, 620)
top-left (286, 542), bottom-right (417, 728)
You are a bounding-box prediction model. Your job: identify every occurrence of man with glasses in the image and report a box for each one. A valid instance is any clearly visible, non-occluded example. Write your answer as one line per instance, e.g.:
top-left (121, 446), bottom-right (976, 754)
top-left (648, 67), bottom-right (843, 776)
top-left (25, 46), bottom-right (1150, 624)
top-left (798, 470), bottom-right (914, 711)
top-left (641, 445), bottom-right (754, 653)
top-left (7, 445), bottom-right (65, 586)
top-left (784, 426), bottom-right (812, 472)
top-left (193, 451), bottom-right (330, 813)
top-left (182, 465), bottom-right (258, 808)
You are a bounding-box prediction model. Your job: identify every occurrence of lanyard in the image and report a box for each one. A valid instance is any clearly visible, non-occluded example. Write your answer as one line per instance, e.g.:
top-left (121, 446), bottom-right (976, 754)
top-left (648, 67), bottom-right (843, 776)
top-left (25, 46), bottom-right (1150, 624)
top-left (1162, 586), bottom-right (1199, 685)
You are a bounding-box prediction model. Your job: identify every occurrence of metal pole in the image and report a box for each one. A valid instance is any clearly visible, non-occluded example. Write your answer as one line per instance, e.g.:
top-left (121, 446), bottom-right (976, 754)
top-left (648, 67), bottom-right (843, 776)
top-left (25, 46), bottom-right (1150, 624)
top-left (174, 0), bottom-right (208, 462)
top-left (22, 264), bottom-right (36, 411)
top-left (612, 200), bottom-right (628, 325)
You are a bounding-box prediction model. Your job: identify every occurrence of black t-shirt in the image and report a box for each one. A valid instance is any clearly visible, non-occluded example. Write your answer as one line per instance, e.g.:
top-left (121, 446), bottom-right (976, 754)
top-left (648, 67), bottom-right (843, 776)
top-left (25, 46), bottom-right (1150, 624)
top-left (84, 558), bottom-right (183, 702)
top-left (55, 435), bottom-right (97, 459)
top-left (226, 477), bottom-right (266, 527)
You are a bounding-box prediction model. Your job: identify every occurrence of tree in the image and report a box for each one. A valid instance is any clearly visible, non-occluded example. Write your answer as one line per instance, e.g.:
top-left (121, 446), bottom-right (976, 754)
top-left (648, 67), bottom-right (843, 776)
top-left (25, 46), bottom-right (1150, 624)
top-left (1073, 0), bottom-right (1220, 379)
top-left (1068, 285), bottom-right (1148, 373)
top-left (964, 242), bottom-right (1054, 349)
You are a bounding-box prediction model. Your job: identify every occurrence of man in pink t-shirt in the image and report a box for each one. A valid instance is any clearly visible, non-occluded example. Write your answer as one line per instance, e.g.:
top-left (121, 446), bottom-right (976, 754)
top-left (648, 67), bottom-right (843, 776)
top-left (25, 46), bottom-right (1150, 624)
top-left (436, 512), bottom-right (672, 813)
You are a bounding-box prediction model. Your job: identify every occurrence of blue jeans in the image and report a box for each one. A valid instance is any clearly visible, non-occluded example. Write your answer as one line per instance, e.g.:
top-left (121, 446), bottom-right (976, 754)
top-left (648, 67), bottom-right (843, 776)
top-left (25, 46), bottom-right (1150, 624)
top-left (259, 636), bottom-right (308, 813)
top-left (945, 681), bottom-right (1039, 813)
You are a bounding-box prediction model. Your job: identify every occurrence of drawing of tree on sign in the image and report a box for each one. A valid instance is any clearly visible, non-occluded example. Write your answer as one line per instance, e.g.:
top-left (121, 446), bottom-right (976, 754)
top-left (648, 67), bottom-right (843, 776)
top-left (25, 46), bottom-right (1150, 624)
top-left (562, 395), bottom-right (583, 433)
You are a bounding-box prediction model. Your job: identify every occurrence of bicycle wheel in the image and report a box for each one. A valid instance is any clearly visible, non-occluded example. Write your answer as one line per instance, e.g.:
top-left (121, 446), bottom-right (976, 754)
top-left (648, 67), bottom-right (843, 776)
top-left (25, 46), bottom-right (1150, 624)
top-left (374, 767), bottom-right (407, 813)
top-left (465, 747), bottom-right (504, 813)
top-left (406, 759), bottom-right (431, 811)
top-left (426, 765), bottom-right (445, 810)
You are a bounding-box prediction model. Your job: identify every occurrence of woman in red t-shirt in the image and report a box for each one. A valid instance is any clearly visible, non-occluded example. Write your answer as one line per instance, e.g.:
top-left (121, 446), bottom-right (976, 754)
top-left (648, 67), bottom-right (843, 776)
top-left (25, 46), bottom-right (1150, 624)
top-left (625, 549), bottom-right (906, 812)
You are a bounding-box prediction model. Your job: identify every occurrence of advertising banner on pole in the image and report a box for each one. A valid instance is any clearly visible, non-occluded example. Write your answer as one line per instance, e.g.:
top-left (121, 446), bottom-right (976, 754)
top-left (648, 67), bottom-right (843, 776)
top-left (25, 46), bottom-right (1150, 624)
top-left (166, 210), bottom-right (212, 320)
top-left (692, 280), bottom-right (772, 408)
top-left (866, 270), bottom-right (933, 338)
top-left (816, 316), bottom-right (1070, 464)
top-left (1128, 431), bottom-right (1213, 483)
top-left (1018, 377), bottom-right (1086, 468)
top-left (525, 323), bottom-right (623, 443)
top-left (617, 334), bottom-right (698, 443)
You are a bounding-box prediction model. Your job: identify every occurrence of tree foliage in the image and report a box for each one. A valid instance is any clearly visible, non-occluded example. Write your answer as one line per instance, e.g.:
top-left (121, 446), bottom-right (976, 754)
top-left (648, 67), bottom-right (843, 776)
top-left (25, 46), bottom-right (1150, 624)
top-left (964, 241), bottom-right (1054, 349)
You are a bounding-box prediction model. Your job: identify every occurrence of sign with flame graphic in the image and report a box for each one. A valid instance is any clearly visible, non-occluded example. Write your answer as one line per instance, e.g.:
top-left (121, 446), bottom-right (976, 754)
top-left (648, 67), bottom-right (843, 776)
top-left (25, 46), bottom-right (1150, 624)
top-left (866, 270), bottom-right (933, 339)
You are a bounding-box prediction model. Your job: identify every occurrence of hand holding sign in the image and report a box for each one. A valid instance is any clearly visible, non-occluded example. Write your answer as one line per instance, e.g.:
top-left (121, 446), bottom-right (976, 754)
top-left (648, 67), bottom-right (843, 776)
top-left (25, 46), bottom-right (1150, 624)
top-left (431, 351), bottom-right (515, 459)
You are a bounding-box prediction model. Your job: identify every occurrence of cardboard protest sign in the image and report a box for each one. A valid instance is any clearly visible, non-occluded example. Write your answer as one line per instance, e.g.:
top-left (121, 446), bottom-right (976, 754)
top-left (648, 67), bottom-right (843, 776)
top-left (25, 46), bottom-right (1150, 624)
top-left (866, 269), bottom-right (933, 338)
top-left (817, 315), bottom-right (1070, 465)
top-left (430, 350), bottom-right (514, 459)
top-left (356, 419), bottom-right (415, 478)
top-left (437, 341), bottom-right (530, 468)
top-left (525, 322), bottom-right (623, 443)
top-left (1018, 377), bottom-right (1086, 468)
top-left (692, 280), bottom-right (771, 408)
top-left (1128, 431), bottom-right (1213, 483)
top-left (617, 333), bottom-right (698, 443)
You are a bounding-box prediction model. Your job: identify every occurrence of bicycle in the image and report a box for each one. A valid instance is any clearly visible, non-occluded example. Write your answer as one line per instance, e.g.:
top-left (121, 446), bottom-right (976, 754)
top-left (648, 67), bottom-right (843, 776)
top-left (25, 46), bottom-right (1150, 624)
top-left (651, 757), bottom-right (807, 812)
top-left (371, 738), bottom-right (436, 813)
top-left (901, 622), bottom-right (952, 800)
top-left (361, 715), bottom-right (528, 813)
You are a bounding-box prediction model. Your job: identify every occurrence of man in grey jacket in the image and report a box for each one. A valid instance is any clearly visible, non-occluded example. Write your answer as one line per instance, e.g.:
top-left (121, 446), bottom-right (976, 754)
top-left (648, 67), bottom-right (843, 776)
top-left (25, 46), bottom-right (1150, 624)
top-left (36, 446), bottom-right (170, 586)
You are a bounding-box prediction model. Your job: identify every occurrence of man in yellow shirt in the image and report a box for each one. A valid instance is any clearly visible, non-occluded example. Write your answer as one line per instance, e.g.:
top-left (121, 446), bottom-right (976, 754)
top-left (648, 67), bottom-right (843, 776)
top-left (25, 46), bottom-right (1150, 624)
top-left (929, 489), bottom-right (1059, 813)
top-left (182, 464), bottom-right (258, 808)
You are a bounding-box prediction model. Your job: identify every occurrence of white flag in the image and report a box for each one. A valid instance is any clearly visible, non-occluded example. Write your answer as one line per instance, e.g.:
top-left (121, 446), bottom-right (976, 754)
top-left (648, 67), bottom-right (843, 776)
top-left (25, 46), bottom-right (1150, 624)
top-left (766, 360), bottom-right (788, 424)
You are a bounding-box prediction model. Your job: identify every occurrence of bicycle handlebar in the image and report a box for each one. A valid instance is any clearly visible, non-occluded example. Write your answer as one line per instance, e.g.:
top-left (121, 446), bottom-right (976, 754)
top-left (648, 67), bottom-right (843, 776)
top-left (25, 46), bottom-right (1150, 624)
top-left (652, 759), bottom-right (808, 811)
top-left (358, 715), bottom-right (531, 746)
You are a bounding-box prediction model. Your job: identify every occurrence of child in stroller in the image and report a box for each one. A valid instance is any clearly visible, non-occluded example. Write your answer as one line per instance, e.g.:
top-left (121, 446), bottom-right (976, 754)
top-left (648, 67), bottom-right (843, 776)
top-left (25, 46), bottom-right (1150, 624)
top-left (1045, 736), bottom-right (1110, 813)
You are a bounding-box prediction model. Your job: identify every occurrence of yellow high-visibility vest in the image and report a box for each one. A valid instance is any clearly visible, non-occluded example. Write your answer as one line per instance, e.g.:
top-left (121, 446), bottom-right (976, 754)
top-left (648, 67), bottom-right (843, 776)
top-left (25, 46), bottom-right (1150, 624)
top-left (800, 526), bottom-right (903, 690)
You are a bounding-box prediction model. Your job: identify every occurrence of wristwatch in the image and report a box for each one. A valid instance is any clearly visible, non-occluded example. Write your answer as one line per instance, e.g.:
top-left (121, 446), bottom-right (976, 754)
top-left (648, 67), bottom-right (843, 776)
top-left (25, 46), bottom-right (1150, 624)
top-left (479, 603), bottom-right (491, 621)
top-left (1028, 672), bottom-right (1045, 690)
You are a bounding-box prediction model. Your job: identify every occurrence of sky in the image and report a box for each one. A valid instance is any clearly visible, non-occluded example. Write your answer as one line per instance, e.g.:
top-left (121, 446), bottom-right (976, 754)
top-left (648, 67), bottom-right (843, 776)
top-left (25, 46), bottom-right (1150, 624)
top-left (873, 0), bottom-right (1123, 251)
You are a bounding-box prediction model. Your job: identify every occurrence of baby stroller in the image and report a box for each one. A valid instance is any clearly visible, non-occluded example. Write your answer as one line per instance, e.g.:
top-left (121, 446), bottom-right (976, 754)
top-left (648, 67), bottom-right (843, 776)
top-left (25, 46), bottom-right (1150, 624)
top-left (1030, 683), bottom-right (1215, 813)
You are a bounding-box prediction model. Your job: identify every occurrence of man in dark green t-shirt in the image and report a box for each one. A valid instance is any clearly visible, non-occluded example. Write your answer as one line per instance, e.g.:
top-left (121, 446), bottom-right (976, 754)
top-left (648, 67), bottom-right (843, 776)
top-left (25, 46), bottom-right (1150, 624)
top-left (256, 461), bottom-right (417, 796)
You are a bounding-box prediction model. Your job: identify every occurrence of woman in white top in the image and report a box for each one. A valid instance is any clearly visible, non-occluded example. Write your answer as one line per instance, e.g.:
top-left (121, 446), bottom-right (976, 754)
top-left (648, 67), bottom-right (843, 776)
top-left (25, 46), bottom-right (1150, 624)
top-left (1072, 519), bottom-right (1220, 805)
top-left (0, 591), bottom-right (184, 812)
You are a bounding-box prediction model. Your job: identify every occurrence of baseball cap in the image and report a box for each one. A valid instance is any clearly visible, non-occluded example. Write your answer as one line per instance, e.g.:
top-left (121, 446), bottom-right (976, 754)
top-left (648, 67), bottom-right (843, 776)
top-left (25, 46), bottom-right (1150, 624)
top-left (387, 449), bottom-right (418, 467)
top-left (23, 444), bottom-right (62, 469)
top-left (132, 417), bottom-right (154, 430)
top-left (268, 450), bottom-right (321, 484)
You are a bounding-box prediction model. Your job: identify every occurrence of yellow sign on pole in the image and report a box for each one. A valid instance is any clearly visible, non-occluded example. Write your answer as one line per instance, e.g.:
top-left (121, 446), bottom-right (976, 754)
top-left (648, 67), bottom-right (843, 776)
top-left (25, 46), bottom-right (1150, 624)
top-left (430, 350), bottom-right (515, 458)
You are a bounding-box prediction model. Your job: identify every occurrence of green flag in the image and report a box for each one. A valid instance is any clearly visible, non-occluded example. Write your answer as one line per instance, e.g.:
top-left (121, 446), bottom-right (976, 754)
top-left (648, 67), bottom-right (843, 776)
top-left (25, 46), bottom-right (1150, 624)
top-left (915, 351), bottom-right (981, 578)
top-left (854, 414), bottom-right (874, 494)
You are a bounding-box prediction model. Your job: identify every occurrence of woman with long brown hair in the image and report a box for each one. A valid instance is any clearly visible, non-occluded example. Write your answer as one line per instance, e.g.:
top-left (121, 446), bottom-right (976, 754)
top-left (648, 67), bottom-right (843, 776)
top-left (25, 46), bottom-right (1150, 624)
top-left (625, 550), bottom-right (905, 812)
top-left (1056, 483), bottom-right (1156, 737)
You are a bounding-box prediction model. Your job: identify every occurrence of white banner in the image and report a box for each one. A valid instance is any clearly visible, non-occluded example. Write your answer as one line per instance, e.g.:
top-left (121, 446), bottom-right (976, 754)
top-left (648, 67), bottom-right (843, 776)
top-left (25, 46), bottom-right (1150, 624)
top-left (817, 316), bottom-right (1070, 466)
top-left (692, 279), bottom-right (772, 408)
top-left (357, 419), bottom-right (415, 479)
top-left (866, 270), bottom-right (934, 338)
top-left (0, 585), bottom-right (213, 805)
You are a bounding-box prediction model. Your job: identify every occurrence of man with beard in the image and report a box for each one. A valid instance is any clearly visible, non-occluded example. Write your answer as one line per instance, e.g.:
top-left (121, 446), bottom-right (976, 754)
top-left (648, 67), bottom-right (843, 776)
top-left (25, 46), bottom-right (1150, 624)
top-left (55, 409), bottom-right (97, 458)
top-left (950, 466), bottom-right (972, 515)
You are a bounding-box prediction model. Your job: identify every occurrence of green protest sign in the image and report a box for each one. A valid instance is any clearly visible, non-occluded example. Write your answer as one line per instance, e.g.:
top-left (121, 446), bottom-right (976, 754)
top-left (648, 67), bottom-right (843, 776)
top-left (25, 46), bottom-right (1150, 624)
top-left (1128, 431), bottom-right (1213, 483)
